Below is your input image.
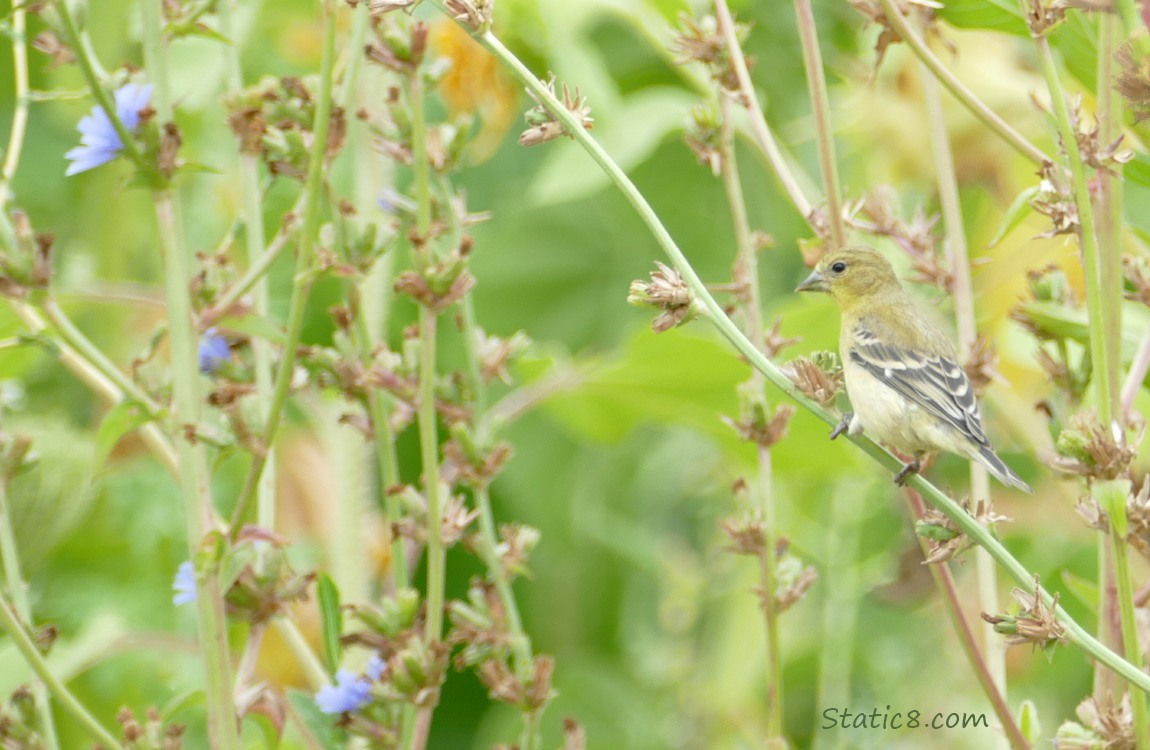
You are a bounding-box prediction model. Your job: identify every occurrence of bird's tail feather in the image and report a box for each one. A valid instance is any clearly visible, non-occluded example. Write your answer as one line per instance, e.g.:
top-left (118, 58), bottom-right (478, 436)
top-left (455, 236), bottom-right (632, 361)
top-left (976, 444), bottom-right (1031, 493)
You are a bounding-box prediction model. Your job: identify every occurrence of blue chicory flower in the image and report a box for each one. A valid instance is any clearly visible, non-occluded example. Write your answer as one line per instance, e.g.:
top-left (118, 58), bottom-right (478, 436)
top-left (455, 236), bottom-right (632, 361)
top-left (315, 669), bottom-right (373, 714)
top-left (64, 82), bottom-right (153, 176)
top-left (198, 328), bottom-right (230, 375)
top-left (172, 561), bottom-right (196, 606)
top-left (366, 654), bottom-right (386, 681)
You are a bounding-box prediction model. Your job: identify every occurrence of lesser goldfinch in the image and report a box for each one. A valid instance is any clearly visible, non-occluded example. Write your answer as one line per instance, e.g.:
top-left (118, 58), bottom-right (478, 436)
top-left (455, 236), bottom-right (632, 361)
top-left (796, 246), bottom-right (1031, 492)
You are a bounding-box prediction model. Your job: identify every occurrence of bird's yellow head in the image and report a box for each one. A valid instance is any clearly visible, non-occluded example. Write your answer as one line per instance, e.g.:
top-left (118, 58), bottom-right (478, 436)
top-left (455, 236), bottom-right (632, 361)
top-left (795, 246), bottom-right (903, 311)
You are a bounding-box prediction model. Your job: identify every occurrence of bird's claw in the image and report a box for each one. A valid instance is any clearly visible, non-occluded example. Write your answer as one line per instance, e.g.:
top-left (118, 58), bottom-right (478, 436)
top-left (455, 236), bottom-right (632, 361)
top-left (893, 457), bottom-right (921, 486)
top-left (829, 411), bottom-right (853, 441)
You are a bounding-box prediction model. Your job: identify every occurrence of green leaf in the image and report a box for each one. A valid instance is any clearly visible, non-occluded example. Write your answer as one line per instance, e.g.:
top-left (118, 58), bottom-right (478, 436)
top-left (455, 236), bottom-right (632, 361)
top-left (94, 401), bottom-right (153, 470)
top-left (217, 313), bottom-right (288, 346)
top-left (218, 541), bottom-right (257, 593)
top-left (286, 690), bottom-right (344, 750)
top-left (935, 0), bottom-right (1027, 35)
top-left (1059, 569), bottom-right (1099, 611)
top-left (242, 708), bottom-right (283, 750)
top-left (1050, 12), bottom-right (1098, 91)
top-left (1126, 153), bottom-right (1150, 188)
top-left (160, 689), bottom-right (207, 721)
top-left (1018, 699), bottom-right (1042, 746)
top-left (985, 185), bottom-right (1038, 248)
top-left (541, 327), bottom-right (745, 444)
top-left (317, 574), bottom-right (342, 675)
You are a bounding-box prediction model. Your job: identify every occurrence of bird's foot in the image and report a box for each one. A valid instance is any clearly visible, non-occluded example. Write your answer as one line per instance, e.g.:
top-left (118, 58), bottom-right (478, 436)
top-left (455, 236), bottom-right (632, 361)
top-left (893, 456), bottom-right (921, 486)
top-left (830, 411), bottom-right (854, 441)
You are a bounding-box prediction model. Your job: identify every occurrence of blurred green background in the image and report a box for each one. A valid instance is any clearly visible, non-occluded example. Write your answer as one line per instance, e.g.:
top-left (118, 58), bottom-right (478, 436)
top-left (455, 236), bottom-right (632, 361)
top-left (0, 0), bottom-right (1144, 748)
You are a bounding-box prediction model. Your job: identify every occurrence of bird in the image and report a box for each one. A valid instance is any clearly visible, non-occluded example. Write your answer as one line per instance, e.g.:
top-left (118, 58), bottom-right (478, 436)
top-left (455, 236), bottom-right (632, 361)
top-left (795, 245), bottom-right (1031, 492)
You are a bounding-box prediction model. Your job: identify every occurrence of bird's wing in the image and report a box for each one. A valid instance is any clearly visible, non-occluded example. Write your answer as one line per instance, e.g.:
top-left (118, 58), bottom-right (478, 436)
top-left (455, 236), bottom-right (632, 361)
top-left (848, 325), bottom-right (990, 448)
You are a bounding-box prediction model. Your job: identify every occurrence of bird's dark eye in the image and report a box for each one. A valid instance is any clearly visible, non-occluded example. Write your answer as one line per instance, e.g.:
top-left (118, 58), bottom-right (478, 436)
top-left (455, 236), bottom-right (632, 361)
top-left (830, 261), bottom-right (847, 274)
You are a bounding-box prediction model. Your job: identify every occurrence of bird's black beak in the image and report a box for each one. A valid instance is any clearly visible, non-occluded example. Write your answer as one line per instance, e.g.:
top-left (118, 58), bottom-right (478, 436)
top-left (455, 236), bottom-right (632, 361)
top-left (795, 269), bottom-right (829, 293)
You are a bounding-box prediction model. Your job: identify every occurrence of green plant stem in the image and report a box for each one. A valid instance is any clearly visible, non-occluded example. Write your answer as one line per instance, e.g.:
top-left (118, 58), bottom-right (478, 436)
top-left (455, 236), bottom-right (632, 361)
top-left (219, 0), bottom-right (277, 547)
top-left (273, 617), bottom-right (329, 690)
top-left (0, 0), bottom-right (29, 208)
top-left (922, 66), bottom-right (1007, 716)
top-left (228, 0), bottom-right (337, 538)
top-left (417, 311), bottom-right (443, 641)
top-left (40, 297), bottom-right (166, 418)
top-left (1100, 479), bottom-right (1149, 750)
top-left (200, 194), bottom-right (305, 327)
top-left (0, 481), bottom-right (59, 749)
top-left (904, 490), bottom-right (1030, 750)
top-left (876, 0), bottom-right (1047, 165)
top-left (1094, 11), bottom-right (1126, 706)
top-left (351, 306), bottom-right (409, 590)
top-left (0, 591), bottom-right (121, 748)
top-left (1034, 29), bottom-right (1113, 428)
top-left (1094, 16), bottom-right (1125, 430)
top-left (712, 0), bottom-right (816, 229)
top-left (443, 10), bottom-right (1150, 693)
top-left (406, 40), bottom-right (444, 750)
top-left (5, 300), bottom-right (180, 475)
top-left (140, 1), bottom-right (238, 745)
top-left (454, 292), bottom-right (541, 748)
top-left (792, 0), bottom-right (846, 248)
top-left (717, 91), bottom-right (784, 742)
top-left (55, 0), bottom-right (145, 167)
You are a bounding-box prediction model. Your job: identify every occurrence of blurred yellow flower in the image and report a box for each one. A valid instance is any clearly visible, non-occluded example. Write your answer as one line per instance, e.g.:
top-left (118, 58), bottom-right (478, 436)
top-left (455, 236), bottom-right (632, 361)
top-left (431, 20), bottom-right (520, 162)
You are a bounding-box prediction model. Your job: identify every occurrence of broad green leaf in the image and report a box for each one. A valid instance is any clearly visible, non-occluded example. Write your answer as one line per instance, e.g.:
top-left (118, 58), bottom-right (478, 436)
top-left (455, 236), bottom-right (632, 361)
top-left (985, 185), bottom-right (1038, 248)
top-left (93, 401), bottom-right (153, 470)
top-left (935, 0), bottom-right (1026, 35)
top-left (541, 327), bottom-right (746, 444)
top-left (317, 574), bottom-right (342, 675)
top-left (286, 690), bottom-right (344, 750)
top-left (1050, 12), bottom-right (1098, 91)
top-left (1126, 153), bottom-right (1150, 188)
top-left (1060, 569), bottom-right (1099, 611)
top-left (1014, 301), bottom-right (1149, 361)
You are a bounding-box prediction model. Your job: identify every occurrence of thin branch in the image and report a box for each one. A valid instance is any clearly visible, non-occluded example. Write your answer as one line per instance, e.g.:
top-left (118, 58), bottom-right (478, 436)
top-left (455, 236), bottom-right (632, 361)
top-left (876, 0), bottom-right (1048, 165)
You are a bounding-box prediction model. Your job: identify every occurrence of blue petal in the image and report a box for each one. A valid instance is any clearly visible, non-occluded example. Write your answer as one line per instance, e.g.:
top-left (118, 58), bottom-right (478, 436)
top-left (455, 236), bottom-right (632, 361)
top-left (314, 670), bottom-right (372, 714)
top-left (366, 655), bottom-right (386, 681)
top-left (198, 328), bottom-right (230, 374)
top-left (172, 561), bottom-right (197, 606)
top-left (65, 82), bottom-right (152, 176)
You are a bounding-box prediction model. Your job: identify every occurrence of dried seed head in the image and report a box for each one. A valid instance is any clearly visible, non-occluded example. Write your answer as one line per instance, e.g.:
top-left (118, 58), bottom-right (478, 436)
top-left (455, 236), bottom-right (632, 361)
top-left (1031, 160), bottom-right (1079, 238)
top-left (1123, 255), bottom-right (1150, 308)
top-left (720, 514), bottom-right (767, 557)
top-left (982, 579), bottom-right (1067, 651)
top-left (762, 318), bottom-right (801, 359)
top-left (848, 0), bottom-right (947, 74)
top-left (684, 102), bottom-right (722, 176)
top-left (444, 0), bottom-right (495, 32)
top-left (963, 336), bottom-right (1000, 397)
top-left (1116, 42), bottom-right (1150, 122)
top-left (519, 75), bottom-right (594, 147)
top-left (781, 354), bottom-right (842, 406)
top-left (1075, 694), bottom-right (1134, 749)
top-left (1024, 0), bottom-right (1070, 36)
top-left (917, 497), bottom-right (1011, 564)
top-left (627, 262), bottom-right (695, 333)
top-left (1052, 410), bottom-right (1135, 480)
